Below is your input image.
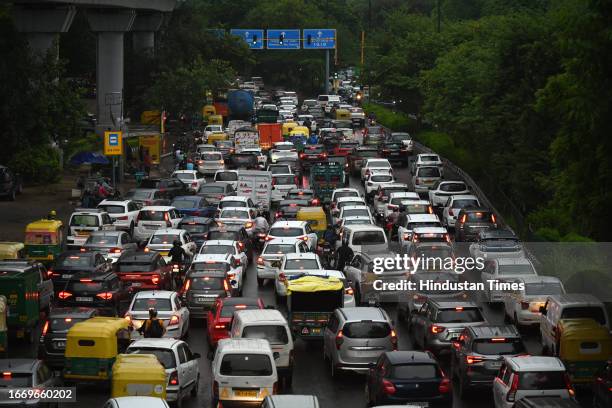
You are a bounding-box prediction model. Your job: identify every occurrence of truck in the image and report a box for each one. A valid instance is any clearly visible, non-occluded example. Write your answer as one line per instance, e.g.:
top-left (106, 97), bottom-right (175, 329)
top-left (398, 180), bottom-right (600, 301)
top-left (257, 123), bottom-right (283, 151)
top-left (228, 89), bottom-right (255, 120)
top-left (234, 127), bottom-right (260, 153)
top-left (309, 162), bottom-right (346, 204)
top-left (256, 108), bottom-right (279, 124)
top-left (227, 120), bottom-right (252, 137)
top-left (237, 170), bottom-right (272, 212)
top-left (286, 275), bottom-right (344, 339)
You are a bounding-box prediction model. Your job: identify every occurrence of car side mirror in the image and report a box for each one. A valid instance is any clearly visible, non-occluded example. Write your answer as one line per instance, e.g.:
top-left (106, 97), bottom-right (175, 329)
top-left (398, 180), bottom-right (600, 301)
top-left (193, 352), bottom-right (201, 360)
top-left (539, 306), bottom-right (547, 315)
top-left (273, 352), bottom-right (280, 360)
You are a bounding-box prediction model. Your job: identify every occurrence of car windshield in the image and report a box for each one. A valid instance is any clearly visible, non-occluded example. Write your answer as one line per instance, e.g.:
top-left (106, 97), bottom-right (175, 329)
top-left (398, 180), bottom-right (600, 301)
top-left (200, 245), bottom-right (233, 255)
top-left (352, 231), bottom-right (386, 245)
top-left (284, 259), bottom-right (319, 270)
top-left (440, 183), bottom-right (466, 192)
top-left (149, 234), bottom-right (178, 245)
top-left (560, 306), bottom-right (606, 325)
top-left (128, 348), bottom-right (176, 369)
top-left (174, 173), bottom-right (195, 181)
top-left (519, 371), bottom-right (567, 390)
top-left (343, 321), bottom-right (390, 338)
top-left (466, 211), bottom-right (494, 221)
top-left (189, 276), bottom-right (224, 290)
top-left (219, 201), bottom-right (246, 208)
top-left (127, 190), bottom-right (153, 200)
top-left (139, 210), bottom-right (167, 221)
top-left (180, 223), bottom-right (208, 234)
top-left (131, 298), bottom-right (172, 311)
top-left (220, 354), bottom-right (273, 376)
top-left (384, 143), bottom-right (402, 150)
top-left (524, 282), bottom-right (564, 296)
top-left (216, 172), bottom-right (238, 181)
top-left (371, 175), bottom-right (393, 182)
top-left (436, 308), bottom-right (484, 323)
top-left (264, 244), bottom-right (296, 254)
top-left (472, 339), bottom-right (525, 355)
top-left (381, 188), bottom-right (407, 196)
top-left (68, 281), bottom-right (105, 292)
top-left (85, 235), bottom-right (119, 245)
top-left (97, 205), bottom-right (125, 214)
top-left (57, 254), bottom-right (92, 268)
top-left (417, 167), bottom-right (440, 177)
top-left (337, 200), bottom-right (363, 209)
top-left (70, 215), bottom-right (99, 226)
top-left (273, 175), bottom-right (296, 185)
top-left (269, 227), bottom-right (303, 237)
top-left (498, 264), bottom-right (536, 275)
top-left (242, 325), bottom-right (289, 345)
top-left (117, 262), bottom-right (155, 272)
top-left (344, 219), bottom-right (371, 226)
top-left (202, 153), bottom-right (222, 161)
top-left (343, 209), bottom-right (370, 218)
top-left (274, 144), bottom-right (293, 151)
top-left (0, 373), bottom-right (32, 387)
top-left (199, 185), bottom-right (225, 193)
top-left (269, 166), bottom-right (291, 174)
top-left (172, 199), bottom-right (198, 208)
top-left (50, 317), bottom-right (86, 332)
top-left (392, 364), bottom-right (439, 380)
top-left (220, 210), bottom-right (249, 218)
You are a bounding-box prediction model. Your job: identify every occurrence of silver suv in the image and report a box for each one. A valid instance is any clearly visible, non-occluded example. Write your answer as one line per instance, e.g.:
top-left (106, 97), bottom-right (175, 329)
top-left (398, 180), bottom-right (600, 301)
top-left (323, 307), bottom-right (397, 378)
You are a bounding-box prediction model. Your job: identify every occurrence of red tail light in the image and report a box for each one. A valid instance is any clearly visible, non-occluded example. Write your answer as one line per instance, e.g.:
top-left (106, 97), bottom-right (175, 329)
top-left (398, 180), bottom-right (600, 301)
top-left (382, 379), bottom-right (396, 395)
top-left (564, 373), bottom-right (575, 397)
top-left (466, 355), bottom-right (484, 365)
top-left (96, 292), bottom-right (113, 300)
top-left (169, 315), bottom-right (180, 326)
top-left (275, 211), bottom-right (283, 218)
top-left (294, 176), bottom-right (299, 185)
top-left (521, 301), bottom-right (530, 310)
top-left (58, 291), bottom-right (72, 300)
top-left (271, 179), bottom-right (276, 186)
top-left (164, 212), bottom-right (171, 227)
top-left (151, 275), bottom-right (160, 285)
top-left (214, 324), bottom-right (227, 330)
top-left (46, 269), bottom-right (53, 278)
top-left (237, 242), bottom-right (245, 250)
top-left (169, 371), bottom-right (179, 386)
top-left (191, 182), bottom-right (198, 187)
top-left (430, 325), bottom-right (445, 334)
top-left (335, 330), bottom-right (344, 349)
top-left (42, 321), bottom-right (49, 336)
top-left (491, 214), bottom-right (497, 224)
top-left (311, 198), bottom-right (320, 205)
top-left (345, 287), bottom-right (354, 296)
top-left (180, 279), bottom-right (191, 295)
top-left (110, 248), bottom-right (122, 254)
top-left (299, 153), bottom-right (306, 159)
top-left (428, 206), bottom-right (433, 214)
top-left (438, 377), bottom-right (451, 393)
top-left (390, 329), bottom-right (398, 350)
top-left (460, 214), bottom-right (467, 223)
top-left (507, 372), bottom-right (519, 402)
top-left (278, 273), bottom-right (287, 282)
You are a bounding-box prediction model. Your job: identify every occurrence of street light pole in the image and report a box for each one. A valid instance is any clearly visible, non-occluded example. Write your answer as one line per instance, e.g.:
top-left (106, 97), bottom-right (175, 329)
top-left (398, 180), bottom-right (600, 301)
top-left (324, 0), bottom-right (330, 94)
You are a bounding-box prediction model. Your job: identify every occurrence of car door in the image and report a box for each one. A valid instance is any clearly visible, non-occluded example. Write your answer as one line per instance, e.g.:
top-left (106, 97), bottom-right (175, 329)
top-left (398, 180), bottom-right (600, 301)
top-left (176, 343), bottom-right (195, 390)
top-left (323, 312), bottom-right (340, 357)
top-left (37, 265), bottom-right (53, 309)
top-left (181, 343), bottom-right (199, 389)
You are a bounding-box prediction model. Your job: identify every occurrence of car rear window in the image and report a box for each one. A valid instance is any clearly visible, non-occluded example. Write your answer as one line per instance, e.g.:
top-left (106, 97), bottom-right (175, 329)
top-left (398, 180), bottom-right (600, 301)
top-left (343, 321), bottom-right (391, 338)
top-left (117, 262), bottom-right (155, 272)
top-left (421, 155), bottom-right (440, 162)
top-left (355, 149), bottom-right (379, 158)
top-left (220, 209), bottom-right (249, 219)
top-left (57, 254), bottom-right (92, 268)
top-left (97, 205), bottom-right (125, 214)
top-left (70, 215), bottom-right (99, 227)
top-left (453, 200), bottom-right (480, 209)
top-left (274, 144), bottom-right (294, 151)
top-left (482, 239), bottom-right (522, 252)
top-left (216, 172), bottom-right (238, 181)
top-left (371, 175), bottom-right (393, 182)
top-left (172, 199), bottom-right (198, 209)
top-left (220, 354), bottom-right (273, 376)
top-left (352, 231), bottom-right (386, 245)
top-left (191, 262), bottom-right (229, 272)
top-left (199, 185), bottom-right (225, 193)
top-left (85, 235), bottom-right (119, 245)
top-left (466, 211), bottom-right (494, 221)
top-left (264, 244), bottom-right (296, 254)
top-left (368, 160), bottom-right (391, 168)
top-left (473, 339), bottom-right (525, 355)
top-left (305, 146), bottom-right (324, 154)
top-left (208, 231), bottom-right (238, 241)
top-left (337, 200), bottom-right (364, 209)
top-left (68, 281), bottom-right (106, 292)
top-left (269, 227), bottom-right (303, 237)
top-left (417, 167), bottom-right (440, 177)
top-left (524, 283), bottom-right (564, 296)
top-left (392, 134), bottom-right (411, 141)
top-left (273, 175), bottom-right (296, 185)
top-left (391, 364), bottom-right (439, 379)
top-left (200, 245), bottom-right (234, 255)
top-left (174, 173), bottom-right (195, 181)
top-left (132, 298), bottom-right (172, 311)
top-left (138, 210), bottom-right (167, 221)
top-left (440, 183), bottom-right (466, 192)
top-left (284, 259), bottom-right (319, 270)
top-left (128, 348), bottom-right (176, 369)
top-left (219, 201), bottom-right (246, 208)
top-left (518, 371), bottom-right (567, 390)
top-left (269, 166), bottom-right (291, 174)
top-left (127, 190), bottom-right (153, 200)
top-left (242, 325), bottom-right (289, 345)
top-left (405, 204), bottom-right (431, 214)
top-left (50, 317), bottom-right (86, 332)
top-left (190, 276), bottom-right (224, 290)
top-left (436, 308), bottom-right (484, 323)
top-left (220, 304), bottom-right (259, 318)
top-left (343, 209), bottom-right (370, 218)
top-left (180, 223), bottom-right (209, 234)
top-left (334, 191), bottom-right (359, 200)
top-left (202, 153), bottom-right (223, 161)
top-left (149, 234), bottom-right (178, 245)
top-left (560, 306), bottom-right (606, 326)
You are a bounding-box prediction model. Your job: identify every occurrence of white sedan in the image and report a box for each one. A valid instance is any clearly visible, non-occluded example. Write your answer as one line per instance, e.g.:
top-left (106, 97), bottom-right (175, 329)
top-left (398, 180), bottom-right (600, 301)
top-left (275, 252), bottom-right (323, 298)
top-left (145, 228), bottom-right (197, 263)
top-left (364, 172), bottom-right (396, 197)
top-left (197, 239), bottom-right (248, 278)
top-left (125, 290), bottom-right (190, 339)
top-left (269, 142), bottom-right (298, 163)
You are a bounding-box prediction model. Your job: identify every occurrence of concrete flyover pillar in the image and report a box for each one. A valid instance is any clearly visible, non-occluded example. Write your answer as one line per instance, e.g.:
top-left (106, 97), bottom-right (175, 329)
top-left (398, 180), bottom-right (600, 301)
top-left (86, 8), bottom-right (136, 135)
top-left (12, 4), bottom-right (77, 59)
top-left (132, 11), bottom-right (164, 55)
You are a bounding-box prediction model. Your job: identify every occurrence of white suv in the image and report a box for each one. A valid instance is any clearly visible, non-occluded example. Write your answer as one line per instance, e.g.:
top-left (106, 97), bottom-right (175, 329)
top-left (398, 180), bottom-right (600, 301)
top-left (134, 206), bottom-right (182, 241)
top-left (442, 194), bottom-right (481, 228)
top-left (360, 158), bottom-right (392, 181)
top-left (97, 199), bottom-right (140, 235)
top-left (267, 221), bottom-right (318, 251)
top-left (193, 253), bottom-right (245, 294)
top-left (67, 208), bottom-right (115, 248)
top-left (127, 338), bottom-right (200, 406)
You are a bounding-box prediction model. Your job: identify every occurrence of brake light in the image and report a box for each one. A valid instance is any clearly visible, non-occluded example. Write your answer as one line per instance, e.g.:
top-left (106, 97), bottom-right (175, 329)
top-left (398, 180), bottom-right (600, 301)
top-left (391, 329), bottom-right (398, 350)
top-left (96, 292), bottom-right (113, 300)
top-left (264, 235), bottom-right (273, 241)
top-left (237, 242), bottom-right (245, 250)
top-left (2, 372), bottom-right (11, 378)
top-left (80, 278), bottom-right (92, 282)
top-left (214, 324), bottom-right (226, 330)
top-left (58, 291), bottom-right (72, 299)
top-left (335, 330), bottom-right (344, 349)
top-left (428, 206), bottom-right (433, 214)
top-left (403, 233), bottom-right (411, 240)
top-left (110, 247), bottom-right (122, 254)
top-left (507, 373), bottom-right (519, 402)
top-left (381, 379), bottom-right (396, 395)
top-left (46, 269), bottom-right (53, 278)
top-left (491, 214), bottom-right (497, 224)
top-left (491, 338), bottom-right (506, 342)
top-left (223, 279), bottom-right (230, 292)
top-left (430, 325), bottom-right (445, 334)
top-left (164, 212), bottom-right (171, 227)
top-left (271, 179), bottom-right (276, 186)
top-left (257, 257), bottom-right (264, 265)
top-left (169, 371), bottom-right (179, 386)
top-left (275, 211), bottom-right (283, 218)
top-left (299, 153), bottom-right (305, 159)
top-left (272, 381), bottom-right (278, 394)
top-left (438, 377), bottom-right (451, 393)
top-left (564, 373), bottom-right (575, 397)
top-left (180, 279), bottom-right (191, 295)
top-left (345, 287), bottom-right (354, 296)
top-left (42, 321), bottom-right (49, 336)
top-left (460, 214), bottom-right (467, 223)
top-left (151, 275), bottom-right (160, 285)
top-left (466, 355), bottom-right (484, 364)
top-left (169, 315), bottom-right (180, 326)
top-left (521, 301), bottom-right (530, 310)
top-left (312, 198), bottom-right (320, 205)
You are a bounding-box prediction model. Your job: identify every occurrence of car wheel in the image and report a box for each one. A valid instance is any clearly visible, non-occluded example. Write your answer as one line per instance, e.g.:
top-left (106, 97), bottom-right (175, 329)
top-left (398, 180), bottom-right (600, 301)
top-left (190, 374), bottom-right (199, 397)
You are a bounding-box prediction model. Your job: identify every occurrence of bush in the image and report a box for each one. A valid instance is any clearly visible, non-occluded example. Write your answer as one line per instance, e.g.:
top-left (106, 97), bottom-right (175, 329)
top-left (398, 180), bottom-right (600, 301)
top-left (9, 145), bottom-right (61, 184)
top-left (362, 103), bottom-right (417, 132)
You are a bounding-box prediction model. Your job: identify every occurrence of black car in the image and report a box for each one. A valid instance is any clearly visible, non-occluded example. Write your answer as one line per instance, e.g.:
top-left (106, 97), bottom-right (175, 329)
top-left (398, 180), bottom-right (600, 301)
top-left (593, 360), bottom-right (612, 408)
top-left (348, 146), bottom-right (379, 176)
top-left (450, 325), bottom-right (525, 397)
top-left (181, 270), bottom-right (234, 319)
top-left (178, 216), bottom-right (215, 249)
top-left (365, 351), bottom-right (452, 407)
top-left (38, 307), bottom-right (98, 368)
top-left (215, 140), bottom-right (235, 160)
top-left (299, 144), bottom-right (328, 167)
top-left (206, 224), bottom-right (254, 262)
top-left (379, 141), bottom-right (409, 166)
top-left (0, 165), bottom-right (22, 201)
top-left (50, 250), bottom-right (113, 293)
top-left (275, 199), bottom-right (310, 220)
top-left (275, 158), bottom-right (303, 179)
top-left (455, 207), bottom-right (499, 241)
top-left (138, 177), bottom-right (188, 199)
top-left (230, 152), bottom-right (259, 169)
top-left (197, 182), bottom-right (236, 206)
top-left (56, 271), bottom-right (131, 316)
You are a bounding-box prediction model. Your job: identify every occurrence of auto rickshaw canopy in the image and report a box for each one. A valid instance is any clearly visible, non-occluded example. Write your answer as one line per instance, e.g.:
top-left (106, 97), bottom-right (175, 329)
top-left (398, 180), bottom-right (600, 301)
top-left (558, 318), bottom-right (612, 360)
top-left (66, 317), bottom-right (130, 359)
top-left (286, 276), bottom-right (343, 294)
top-left (0, 242), bottom-right (25, 259)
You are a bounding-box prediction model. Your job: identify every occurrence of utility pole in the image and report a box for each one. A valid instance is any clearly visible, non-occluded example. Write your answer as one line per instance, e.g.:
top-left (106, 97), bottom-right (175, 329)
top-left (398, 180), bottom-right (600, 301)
top-left (437, 0), bottom-right (441, 33)
top-left (360, 31), bottom-right (365, 65)
top-left (324, 0), bottom-right (330, 94)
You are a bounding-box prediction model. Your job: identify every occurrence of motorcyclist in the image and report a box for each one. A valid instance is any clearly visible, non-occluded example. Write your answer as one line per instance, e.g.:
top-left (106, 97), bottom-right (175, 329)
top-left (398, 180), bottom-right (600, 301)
top-left (254, 214), bottom-right (270, 235)
top-left (335, 240), bottom-right (354, 271)
top-left (387, 206), bottom-right (400, 239)
top-left (396, 205), bottom-right (408, 234)
top-left (138, 308), bottom-right (166, 338)
top-left (323, 224), bottom-right (338, 247)
top-left (168, 240), bottom-right (187, 264)
top-left (47, 210), bottom-right (57, 220)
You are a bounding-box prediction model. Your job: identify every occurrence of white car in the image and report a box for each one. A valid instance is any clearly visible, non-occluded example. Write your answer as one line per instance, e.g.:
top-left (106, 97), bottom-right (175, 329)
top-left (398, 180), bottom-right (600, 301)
top-left (402, 226), bottom-right (449, 254)
top-left (331, 188), bottom-right (361, 205)
top-left (468, 228), bottom-right (525, 260)
top-left (502, 275), bottom-right (565, 327)
top-left (97, 199), bottom-right (140, 234)
top-left (411, 153), bottom-right (444, 175)
top-left (271, 173), bottom-right (299, 204)
top-left (398, 214), bottom-right (442, 251)
top-left (194, 249), bottom-right (245, 293)
top-left (217, 196), bottom-right (258, 213)
top-left (283, 92), bottom-right (299, 105)
top-left (428, 180), bottom-right (470, 207)
top-left (339, 216), bottom-right (375, 228)
top-left (364, 172), bottom-right (396, 197)
top-left (197, 239), bottom-right (248, 278)
top-left (261, 104), bottom-right (278, 111)
top-left (301, 99), bottom-right (317, 112)
top-left (145, 228), bottom-right (197, 262)
top-left (104, 397), bottom-right (170, 408)
top-left (126, 339), bottom-right (200, 406)
top-left (242, 147), bottom-right (268, 168)
top-left (331, 196), bottom-right (367, 221)
top-left (256, 238), bottom-right (311, 286)
top-left (172, 170), bottom-right (205, 193)
top-left (481, 257), bottom-right (538, 304)
top-left (412, 166), bottom-right (442, 194)
top-left (133, 206), bottom-right (182, 241)
top-left (197, 151), bottom-right (225, 176)
top-left (278, 111), bottom-right (294, 122)
top-left (125, 290), bottom-right (190, 339)
top-left (67, 208), bottom-right (115, 248)
top-left (381, 191), bottom-right (421, 219)
top-left (214, 170), bottom-right (239, 190)
top-left (374, 187), bottom-right (415, 219)
top-left (215, 207), bottom-right (256, 236)
top-left (360, 158), bottom-right (392, 181)
top-left (204, 124), bottom-right (223, 140)
top-left (442, 194), bottom-right (481, 228)
top-left (266, 220), bottom-right (318, 251)
top-left (269, 142), bottom-right (298, 163)
top-left (275, 252), bottom-right (323, 297)
top-left (338, 205), bottom-right (373, 222)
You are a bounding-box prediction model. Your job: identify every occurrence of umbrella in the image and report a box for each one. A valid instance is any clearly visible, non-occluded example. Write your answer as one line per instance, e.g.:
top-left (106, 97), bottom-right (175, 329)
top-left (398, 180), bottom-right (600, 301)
top-left (69, 151), bottom-right (109, 165)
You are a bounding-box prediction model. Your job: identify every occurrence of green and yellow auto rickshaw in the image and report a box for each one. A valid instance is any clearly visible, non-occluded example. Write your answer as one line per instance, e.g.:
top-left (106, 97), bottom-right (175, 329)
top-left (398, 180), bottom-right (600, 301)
top-left (24, 219), bottom-right (64, 263)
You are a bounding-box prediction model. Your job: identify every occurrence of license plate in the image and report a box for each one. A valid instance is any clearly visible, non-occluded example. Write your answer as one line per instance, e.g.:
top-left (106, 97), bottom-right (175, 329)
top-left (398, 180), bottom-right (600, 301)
top-left (311, 327), bottom-right (321, 335)
top-left (62, 274), bottom-right (72, 279)
top-left (488, 361), bottom-right (502, 369)
top-left (131, 282), bottom-right (142, 287)
top-left (234, 389), bottom-right (258, 398)
top-left (76, 297), bottom-right (93, 302)
top-left (146, 225), bottom-right (158, 229)
top-left (195, 297), bottom-right (208, 303)
top-left (159, 251), bottom-right (169, 256)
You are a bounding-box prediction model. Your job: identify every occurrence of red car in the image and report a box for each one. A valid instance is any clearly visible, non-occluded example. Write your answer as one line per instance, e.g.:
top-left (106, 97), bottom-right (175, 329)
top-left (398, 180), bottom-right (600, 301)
top-left (332, 139), bottom-right (360, 156)
top-left (206, 297), bottom-right (265, 347)
top-left (115, 251), bottom-right (172, 291)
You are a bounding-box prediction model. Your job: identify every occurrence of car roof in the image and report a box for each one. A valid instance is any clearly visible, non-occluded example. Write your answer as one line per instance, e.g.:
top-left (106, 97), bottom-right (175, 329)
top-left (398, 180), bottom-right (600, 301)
top-left (179, 216), bottom-right (213, 224)
top-left (384, 351), bottom-right (436, 365)
top-left (217, 338), bottom-right (272, 353)
top-left (202, 240), bottom-right (236, 246)
top-left (270, 220), bottom-right (307, 228)
top-left (265, 395), bottom-right (319, 408)
top-left (467, 325), bottom-right (521, 339)
top-left (98, 199), bottom-right (131, 205)
top-left (450, 194), bottom-right (479, 201)
top-left (173, 170), bottom-right (198, 174)
top-left (380, 183), bottom-right (409, 190)
top-left (389, 192), bottom-right (420, 198)
top-left (220, 297), bottom-right (262, 307)
top-left (479, 228), bottom-right (517, 240)
top-left (494, 257), bottom-right (533, 266)
top-left (151, 228), bottom-right (183, 235)
top-left (234, 309), bottom-right (285, 323)
top-left (431, 300), bottom-right (479, 309)
top-left (140, 206), bottom-right (175, 211)
top-left (129, 338), bottom-right (182, 349)
top-left (194, 253), bottom-right (232, 262)
top-left (344, 224), bottom-right (385, 233)
top-left (87, 230), bottom-right (125, 237)
top-left (336, 196), bottom-right (365, 203)
top-left (118, 251), bottom-right (159, 262)
top-left (407, 214), bottom-right (440, 222)
top-left (201, 182), bottom-right (231, 187)
top-left (134, 290), bottom-right (175, 299)
top-left (505, 356), bottom-right (565, 372)
top-left (48, 307), bottom-right (97, 318)
top-left (209, 224), bottom-right (244, 232)
top-left (338, 307), bottom-right (387, 322)
top-left (546, 293), bottom-right (604, 306)
top-left (341, 205), bottom-right (369, 211)
top-left (333, 188), bottom-right (360, 193)
top-left (221, 196), bottom-right (248, 202)
top-left (418, 153), bottom-right (440, 159)
top-left (284, 252), bottom-right (318, 260)
top-left (0, 359), bottom-right (38, 372)
top-left (512, 275), bottom-right (562, 285)
top-left (412, 227), bottom-right (448, 234)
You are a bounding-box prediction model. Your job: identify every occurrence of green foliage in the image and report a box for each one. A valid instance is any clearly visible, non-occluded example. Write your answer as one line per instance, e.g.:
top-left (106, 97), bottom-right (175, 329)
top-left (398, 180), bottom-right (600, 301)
top-left (9, 145), bottom-right (61, 184)
top-left (362, 103), bottom-right (416, 132)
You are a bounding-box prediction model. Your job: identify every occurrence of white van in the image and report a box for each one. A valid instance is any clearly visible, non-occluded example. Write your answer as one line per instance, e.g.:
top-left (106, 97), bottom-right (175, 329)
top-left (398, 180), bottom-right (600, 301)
top-left (337, 225), bottom-right (388, 253)
top-left (211, 338), bottom-right (278, 407)
top-left (231, 309), bottom-right (294, 389)
top-left (317, 94), bottom-right (341, 113)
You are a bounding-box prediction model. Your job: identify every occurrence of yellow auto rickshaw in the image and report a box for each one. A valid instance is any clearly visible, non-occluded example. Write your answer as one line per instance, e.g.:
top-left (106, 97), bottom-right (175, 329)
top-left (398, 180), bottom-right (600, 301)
top-left (297, 207), bottom-right (327, 240)
top-left (291, 126), bottom-right (310, 137)
top-left (207, 131), bottom-right (229, 145)
top-left (335, 108), bottom-right (351, 120)
top-left (282, 121), bottom-right (298, 137)
top-left (64, 317), bottom-right (131, 382)
top-left (202, 105), bottom-right (216, 120)
top-left (24, 219), bottom-right (64, 263)
top-left (556, 318), bottom-right (612, 384)
top-left (0, 242), bottom-right (25, 260)
top-left (208, 114), bottom-right (224, 126)
top-left (0, 295), bottom-right (7, 353)
top-left (111, 354), bottom-right (166, 399)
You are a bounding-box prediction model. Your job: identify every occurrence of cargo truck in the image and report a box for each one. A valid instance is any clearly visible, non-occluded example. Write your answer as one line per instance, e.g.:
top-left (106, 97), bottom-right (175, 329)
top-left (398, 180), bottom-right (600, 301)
top-left (237, 170), bottom-right (272, 212)
top-left (257, 123), bottom-right (283, 151)
top-left (234, 127), bottom-right (259, 153)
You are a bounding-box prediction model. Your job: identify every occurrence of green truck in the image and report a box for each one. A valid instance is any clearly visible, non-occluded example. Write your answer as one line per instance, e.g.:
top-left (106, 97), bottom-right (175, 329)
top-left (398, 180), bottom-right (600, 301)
top-left (309, 162), bottom-right (346, 204)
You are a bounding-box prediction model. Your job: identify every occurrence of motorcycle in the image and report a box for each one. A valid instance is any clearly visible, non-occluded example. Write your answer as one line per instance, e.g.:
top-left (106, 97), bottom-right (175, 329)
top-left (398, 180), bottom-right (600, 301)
top-left (170, 263), bottom-right (184, 290)
top-left (316, 241), bottom-right (334, 269)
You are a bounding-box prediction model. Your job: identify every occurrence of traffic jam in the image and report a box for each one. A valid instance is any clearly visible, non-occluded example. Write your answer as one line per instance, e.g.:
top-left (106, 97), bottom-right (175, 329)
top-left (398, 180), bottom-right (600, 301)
top-left (0, 75), bottom-right (610, 408)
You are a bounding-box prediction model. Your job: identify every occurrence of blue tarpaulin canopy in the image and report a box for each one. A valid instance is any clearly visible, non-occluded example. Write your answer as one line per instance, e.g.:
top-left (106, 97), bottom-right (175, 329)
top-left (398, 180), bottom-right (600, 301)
top-left (69, 151), bottom-right (109, 165)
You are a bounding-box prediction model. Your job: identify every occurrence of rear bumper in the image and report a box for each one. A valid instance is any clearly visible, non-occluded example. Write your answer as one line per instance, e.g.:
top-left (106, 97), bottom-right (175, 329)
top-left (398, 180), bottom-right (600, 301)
top-left (376, 394), bottom-right (452, 407)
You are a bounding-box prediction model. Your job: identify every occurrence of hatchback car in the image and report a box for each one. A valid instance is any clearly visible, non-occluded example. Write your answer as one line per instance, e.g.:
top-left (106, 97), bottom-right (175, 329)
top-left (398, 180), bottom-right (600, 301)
top-left (81, 230), bottom-right (137, 263)
top-left (413, 166), bottom-right (442, 194)
top-left (125, 290), bottom-right (190, 339)
top-left (215, 207), bottom-right (257, 237)
top-left (139, 177), bottom-right (188, 199)
top-left (145, 228), bottom-right (197, 262)
top-left (206, 224), bottom-right (253, 261)
top-left (275, 199), bottom-right (310, 220)
top-left (481, 257), bottom-right (538, 304)
top-left (270, 142), bottom-right (298, 163)
top-left (271, 174), bottom-right (300, 204)
top-left (192, 253), bottom-right (244, 294)
top-left (50, 250), bottom-right (112, 290)
top-left (67, 208), bottom-right (115, 248)
top-left (181, 269), bottom-right (234, 318)
top-left (428, 180), bottom-right (470, 207)
top-left (266, 221), bottom-right (318, 251)
top-left (502, 275), bottom-right (565, 327)
top-left (323, 307), bottom-right (397, 377)
top-left (455, 207), bottom-right (499, 241)
top-left (178, 216), bottom-right (215, 249)
top-left (441, 195), bottom-right (481, 228)
top-left (206, 297), bottom-right (265, 347)
top-left (257, 238), bottom-right (311, 286)
top-left (275, 253), bottom-right (323, 298)
top-left (197, 151), bottom-right (225, 175)
top-left (172, 170), bottom-right (205, 193)
top-left (593, 360), bottom-right (612, 408)
top-left (214, 170), bottom-right (239, 190)
top-left (171, 195), bottom-right (216, 218)
top-left (299, 144), bottom-right (328, 167)
top-left (378, 141), bottom-right (409, 166)
top-left (133, 206), bottom-right (182, 241)
top-left (124, 188), bottom-right (168, 207)
top-left (0, 359), bottom-right (61, 404)
top-left (197, 182), bottom-right (236, 206)
top-left (115, 251), bottom-right (172, 291)
top-left (97, 199), bottom-right (141, 234)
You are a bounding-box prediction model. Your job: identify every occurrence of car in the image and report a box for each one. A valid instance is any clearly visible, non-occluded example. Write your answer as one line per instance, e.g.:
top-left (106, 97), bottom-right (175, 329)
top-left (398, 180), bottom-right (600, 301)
top-left (363, 126), bottom-right (386, 146)
top-left (217, 195), bottom-right (259, 213)
top-left (469, 228), bottom-right (524, 260)
top-left (403, 226), bottom-right (450, 254)
top-left (411, 153), bottom-right (444, 175)
top-left (285, 188), bottom-right (319, 205)
top-left (38, 307), bottom-right (98, 368)
top-left (428, 180), bottom-right (470, 207)
top-left (398, 214), bottom-right (442, 251)
top-left (97, 199), bottom-right (141, 234)
top-left (271, 174), bottom-right (300, 204)
top-left (593, 360), bottom-right (612, 408)
top-left (171, 195), bottom-right (216, 218)
top-left (215, 140), bottom-right (235, 160)
top-left (441, 195), bottom-right (481, 228)
top-left (267, 163), bottom-right (292, 175)
top-left (213, 170), bottom-right (239, 190)
top-left (332, 139), bottom-right (360, 157)
top-left (49, 250), bottom-right (113, 291)
top-left (215, 207), bottom-right (257, 237)
top-left (66, 208), bottom-right (115, 248)
top-left (365, 351), bottom-right (452, 407)
top-left (338, 205), bottom-right (373, 223)
top-left (171, 170), bottom-right (206, 193)
top-left (0, 359), bottom-right (61, 403)
top-left (125, 290), bottom-right (190, 339)
top-left (275, 252), bottom-right (323, 298)
top-left (455, 207), bottom-right (499, 241)
top-left (378, 141), bottom-right (409, 166)
top-left (331, 187), bottom-right (361, 205)
top-left (0, 165), bottom-right (22, 201)
top-left (275, 199), bottom-right (310, 220)
top-left (339, 216), bottom-right (375, 228)
top-left (349, 107), bottom-right (365, 126)
top-left (178, 216), bottom-right (215, 249)
top-left (323, 307), bottom-right (397, 377)
top-left (197, 239), bottom-right (248, 276)
top-left (256, 238), bottom-right (311, 286)
top-left (197, 182), bottom-right (236, 206)
top-left (204, 124), bottom-right (224, 139)
top-left (192, 253), bottom-right (244, 294)
top-left (139, 177), bottom-right (188, 199)
top-left (299, 144), bottom-right (328, 167)
top-left (364, 172), bottom-right (396, 199)
top-left (81, 230), bottom-right (137, 263)
top-left (206, 224), bottom-right (253, 261)
top-left (115, 251), bottom-right (173, 291)
top-left (57, 271), bottom-right (131, 315)
top-left (301, 99), bottom-right (317, 112)
top-left (133, 206), bottom-right (182, 241)
top-left (412, 166), bottom-right (442, 194)
top-left (381, 191), bottom-right (422, 219)
top-left (389, 132), bottom-right (414, 152)
top-left (145, 228), bottom-right (197, 262)
top-left (407, 242), bottom-right (455, 271)
top-left (230, 151), bottom-right (259, 169)
top-left (197, 151), bottom-right (225, 175)
top-left (492, 356), bottom-right (574, 408)
top-left (206, 297), bottom-right (265, 347)
top-left (266, 220), bottom-right (318, 251)
top-left (180, 268), bottom-right (234, 318)
top-left (501, 275), bottom-right (565, 328)
top-left (124, 188), bottom-right (169, 207)
top-left (348, 146), bottom-right (379, 176)
top-left (361, 158), bottom-right (392, 181)
top-left (196, 144), bottom-right (219, 155)
top-left (450, 325), bottom-right (526, 397)
top-left (270, 142), bottom-right (298, 163)
top-left (338, 224), bottom-right (388, 255)
top-left (331, 196), bottom-right (367, 220)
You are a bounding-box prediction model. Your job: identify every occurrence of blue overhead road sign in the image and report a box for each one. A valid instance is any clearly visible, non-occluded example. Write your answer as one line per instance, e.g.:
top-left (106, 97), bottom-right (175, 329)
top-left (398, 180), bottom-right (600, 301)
top-left (230, 29), bottom-right (264, 49)
top-left (267, 29), bottom-right (300, 49)
top-left (303, 29), bottom-right (336, 49)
